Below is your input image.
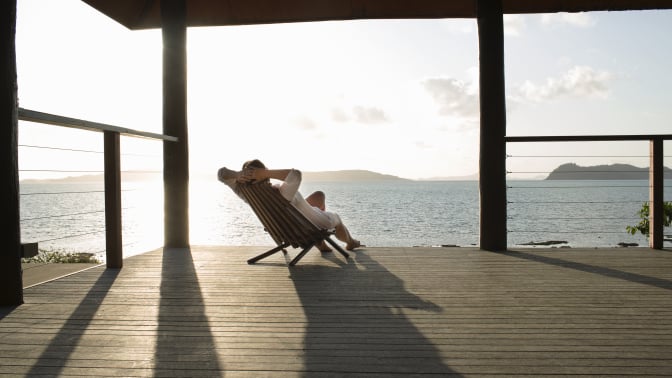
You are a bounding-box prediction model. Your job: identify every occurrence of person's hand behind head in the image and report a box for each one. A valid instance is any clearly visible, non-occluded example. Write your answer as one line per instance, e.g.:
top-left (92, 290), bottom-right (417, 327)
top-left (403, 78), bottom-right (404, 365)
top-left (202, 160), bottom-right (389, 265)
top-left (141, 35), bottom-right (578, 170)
top-left (239, 159), bottom-right (267, 183)
top-left (239, 166), bottom-right (265, 183)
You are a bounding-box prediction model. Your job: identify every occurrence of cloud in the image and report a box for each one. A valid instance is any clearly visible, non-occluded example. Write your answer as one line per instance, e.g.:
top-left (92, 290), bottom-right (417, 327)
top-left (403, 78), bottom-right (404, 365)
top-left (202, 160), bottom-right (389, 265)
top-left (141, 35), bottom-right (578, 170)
top-left (440, 19), bottom-right (475, 34)
top-left (515, 66), bottom-right (612, 102)
top-left (422, 78), bottom-right (479, 119)
top-left (294, 116), bottom-right (318, 130)
top-left (331, 105), bottom-right (389, 124)
top-left (540, 13), bottom-right (596, 28)
top-left (504, 15), bottom-right (526, 36)
top-left (352, 106), bottom-right (389, 124)
top-left (330, 108), bottom-right (350, 123)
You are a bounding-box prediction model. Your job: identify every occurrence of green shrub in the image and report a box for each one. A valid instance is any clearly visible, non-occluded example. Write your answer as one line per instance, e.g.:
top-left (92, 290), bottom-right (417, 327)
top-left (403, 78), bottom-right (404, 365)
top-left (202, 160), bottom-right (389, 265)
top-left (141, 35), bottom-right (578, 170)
top-left (626, 201), bottom-right (672, 237)
top-left (22, 247), bottom-right (101, 264)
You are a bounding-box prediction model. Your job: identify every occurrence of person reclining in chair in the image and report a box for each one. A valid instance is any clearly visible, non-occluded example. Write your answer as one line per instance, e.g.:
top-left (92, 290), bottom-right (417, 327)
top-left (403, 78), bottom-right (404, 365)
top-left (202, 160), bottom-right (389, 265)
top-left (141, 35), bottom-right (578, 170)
top-left (217, 159), bottom-right (362, 251)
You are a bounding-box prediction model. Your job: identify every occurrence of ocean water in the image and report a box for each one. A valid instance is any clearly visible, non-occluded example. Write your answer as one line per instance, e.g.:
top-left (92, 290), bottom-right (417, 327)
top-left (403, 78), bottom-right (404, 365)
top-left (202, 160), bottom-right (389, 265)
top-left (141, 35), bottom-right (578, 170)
top-left (19, 179), bottom-right (670, 260)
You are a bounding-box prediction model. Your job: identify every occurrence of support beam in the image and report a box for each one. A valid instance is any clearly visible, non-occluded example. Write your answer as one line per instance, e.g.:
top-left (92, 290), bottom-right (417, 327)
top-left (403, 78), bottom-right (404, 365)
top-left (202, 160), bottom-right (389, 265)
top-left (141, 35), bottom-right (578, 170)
top-left (104, 131), bottom-right (123, 268)
top-left (477, 0), bottom-right (507, 251)
top-left (161, 0), bottom-right (190, 247)
top-left (649, 138), bottom-right (664, 249)
top-left (0, 0), bottom-right (23, 305)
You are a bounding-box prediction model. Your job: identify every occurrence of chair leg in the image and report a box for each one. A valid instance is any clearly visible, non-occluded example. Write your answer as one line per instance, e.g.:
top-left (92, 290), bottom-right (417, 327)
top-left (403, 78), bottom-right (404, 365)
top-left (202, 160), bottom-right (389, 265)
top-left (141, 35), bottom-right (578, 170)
top-left (289, 242), bottom-right (316, 266)
top-left (247, 243), bottom-right (289, 264)
top-left (324, 237), bottom-right (350, 259)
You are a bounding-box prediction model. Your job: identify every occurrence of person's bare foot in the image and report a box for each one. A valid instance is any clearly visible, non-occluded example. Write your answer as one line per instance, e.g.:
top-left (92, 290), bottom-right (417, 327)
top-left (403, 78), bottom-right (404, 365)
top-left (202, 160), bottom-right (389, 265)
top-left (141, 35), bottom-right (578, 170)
top-left (346, 240), bottom-right (362, 251)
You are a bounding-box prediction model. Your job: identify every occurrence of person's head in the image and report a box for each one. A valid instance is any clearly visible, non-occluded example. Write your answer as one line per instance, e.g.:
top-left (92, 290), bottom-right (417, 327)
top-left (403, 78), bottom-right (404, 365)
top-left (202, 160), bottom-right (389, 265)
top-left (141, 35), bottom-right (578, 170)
top-left (242, 159), bottom-right (266, 170)
top-left (242, 159), bottom-right (268, 184)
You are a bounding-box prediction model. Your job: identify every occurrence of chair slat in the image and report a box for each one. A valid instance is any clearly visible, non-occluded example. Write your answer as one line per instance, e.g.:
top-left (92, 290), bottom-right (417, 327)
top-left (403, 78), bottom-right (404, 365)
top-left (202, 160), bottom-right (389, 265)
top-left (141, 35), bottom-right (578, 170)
top-left (237, 181), bottom-right (349, 265)
top-left (241, 182), bottom-right (320, 248)
top-left (255, 185), bottom-right (317, 246)
top-left (251, 185), bottom-right (301, 246)
top-left (239, 185), bottom-right (283, 245)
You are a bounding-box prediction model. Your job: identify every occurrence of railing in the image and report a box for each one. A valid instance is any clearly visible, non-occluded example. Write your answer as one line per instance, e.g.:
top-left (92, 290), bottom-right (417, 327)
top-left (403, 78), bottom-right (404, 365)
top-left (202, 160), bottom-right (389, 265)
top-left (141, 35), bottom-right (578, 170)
top-left (506, 135), bottom-right (671, 249)
top-left (18, 108), bottom-right (177, 268)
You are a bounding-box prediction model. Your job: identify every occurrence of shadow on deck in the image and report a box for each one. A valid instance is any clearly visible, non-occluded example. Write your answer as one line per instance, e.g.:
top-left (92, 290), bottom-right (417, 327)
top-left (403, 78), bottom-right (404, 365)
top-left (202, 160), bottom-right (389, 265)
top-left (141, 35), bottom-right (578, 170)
top-left (1, 246), bottom-right (671, 376)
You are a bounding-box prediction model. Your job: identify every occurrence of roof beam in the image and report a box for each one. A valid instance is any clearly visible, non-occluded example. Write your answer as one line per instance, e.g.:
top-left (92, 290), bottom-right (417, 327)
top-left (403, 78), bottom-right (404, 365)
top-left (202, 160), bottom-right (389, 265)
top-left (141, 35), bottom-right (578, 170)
top-left (82, 0), bottom-right (672, 30)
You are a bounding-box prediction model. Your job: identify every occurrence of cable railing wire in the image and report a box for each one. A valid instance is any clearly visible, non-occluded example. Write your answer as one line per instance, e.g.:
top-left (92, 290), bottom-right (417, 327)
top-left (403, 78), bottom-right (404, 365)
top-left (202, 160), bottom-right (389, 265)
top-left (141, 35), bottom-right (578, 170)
top-left (507, 154), bottom-right (671, 158)
top-left (35, 229), bottom-right (105, 243)
top-left (19, 144), bottom-right (161, 158)
top-left (21, 189), bottom-right (138, 196)
top-left (508, 185), bottom-right (651, 188)
top-left (21, 190), bottom-right (106, 196)
top-left (508, 216), bottom-right (640, 220)
top-left (504, 149), bottom-right (672, 244)
top-left (507, 170), bottom-right (659, 174)
top-left (21, 164), bottom-right (161, 255)
top-left (19, 144), bottom-right (104, 154)
top-left (508, 200), bottom-right (647, 204)
top-left (20, 209), bottom-right (106, 221)
top-left (21, 206), bottom-right (134, 222)
top-left (20, 169), bottom-right (104, 173)
top-left (17, 111), bottom-right (174, 266)
top-left (508, 230), bottom-right (634, 234)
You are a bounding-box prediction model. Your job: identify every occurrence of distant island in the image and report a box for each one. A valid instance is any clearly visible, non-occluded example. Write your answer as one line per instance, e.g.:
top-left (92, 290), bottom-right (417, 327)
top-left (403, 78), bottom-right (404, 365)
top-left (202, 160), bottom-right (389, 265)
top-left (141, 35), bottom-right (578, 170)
top-left (546, 163), bottom-right (672, 180)
top-left (421, 173), bottom-right (478, 181)
top-left (24, 165), bottom-right (672, 183)
top-left (303, 170), bottom-right (410, 182)
top-left (20, 171), bottom-right (162, 184)
top-left (21, 169), bottom-right (410, 184)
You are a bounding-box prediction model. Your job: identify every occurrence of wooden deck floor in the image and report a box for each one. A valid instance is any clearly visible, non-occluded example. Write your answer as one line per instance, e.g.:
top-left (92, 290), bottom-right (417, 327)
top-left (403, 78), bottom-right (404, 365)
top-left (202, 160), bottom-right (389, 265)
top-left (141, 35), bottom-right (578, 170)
top-left (1, 246), bottom-right (672, 377)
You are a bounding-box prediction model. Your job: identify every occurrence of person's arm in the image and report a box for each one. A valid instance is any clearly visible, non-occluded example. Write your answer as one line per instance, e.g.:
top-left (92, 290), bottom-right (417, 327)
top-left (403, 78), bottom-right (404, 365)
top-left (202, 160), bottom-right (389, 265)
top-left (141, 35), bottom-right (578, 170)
top-left (242, 168), bottom-right (294, 183)
top-left (244, 167), bottom-right (302, 201)
top-left (217, 167), bottom-right (242, 183)
top-left (217, 167), bottom-right (247, 200)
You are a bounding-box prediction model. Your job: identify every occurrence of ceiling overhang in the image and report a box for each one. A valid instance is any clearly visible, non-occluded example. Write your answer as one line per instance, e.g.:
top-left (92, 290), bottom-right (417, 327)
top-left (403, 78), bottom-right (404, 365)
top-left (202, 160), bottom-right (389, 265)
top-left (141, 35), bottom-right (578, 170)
top-left (82, 0), bottom-right (672, 30)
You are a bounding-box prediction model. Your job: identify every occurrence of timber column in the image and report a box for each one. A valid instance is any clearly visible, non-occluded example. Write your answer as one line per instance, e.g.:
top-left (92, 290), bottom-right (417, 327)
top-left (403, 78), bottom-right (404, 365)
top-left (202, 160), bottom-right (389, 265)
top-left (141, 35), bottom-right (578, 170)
top-left (161, 0), bottom-right (189, 247)
top-left (477, 0), bottom-right (507, 251)
top-left (0, 0), bottom-right (23, 304)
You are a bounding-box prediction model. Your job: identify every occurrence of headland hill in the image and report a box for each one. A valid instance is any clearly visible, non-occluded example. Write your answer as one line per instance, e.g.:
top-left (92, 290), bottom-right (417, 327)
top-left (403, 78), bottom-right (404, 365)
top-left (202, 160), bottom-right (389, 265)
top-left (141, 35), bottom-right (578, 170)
top-left (546, 163), bottom-right (672, 180)
top-left (20, 164), bottom-right (671, 183)
top-left (20, 169), bottom-right (413, 184)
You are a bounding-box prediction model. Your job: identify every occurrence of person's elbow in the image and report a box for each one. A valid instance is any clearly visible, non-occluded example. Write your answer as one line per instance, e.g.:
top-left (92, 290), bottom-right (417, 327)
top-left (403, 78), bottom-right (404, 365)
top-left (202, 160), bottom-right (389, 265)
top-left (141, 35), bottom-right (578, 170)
top-left (217, 167), bottom-right (234, 182)
top-left (286, 169), bottom-right (302, 183)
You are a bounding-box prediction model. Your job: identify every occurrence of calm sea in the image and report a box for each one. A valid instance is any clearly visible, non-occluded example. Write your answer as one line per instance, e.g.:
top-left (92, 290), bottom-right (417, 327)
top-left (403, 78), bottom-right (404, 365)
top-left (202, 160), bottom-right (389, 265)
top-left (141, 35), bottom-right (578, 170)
top-left (19, 179), bottom-right (671, 261)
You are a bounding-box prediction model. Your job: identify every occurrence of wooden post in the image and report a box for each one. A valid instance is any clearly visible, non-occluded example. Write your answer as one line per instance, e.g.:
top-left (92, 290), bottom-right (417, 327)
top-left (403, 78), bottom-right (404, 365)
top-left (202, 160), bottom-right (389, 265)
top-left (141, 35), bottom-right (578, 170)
top-left (477, 0), bottom-right (507, 251)
top-left (649, 138), bottom-right (663, 249)
top-left (0, 0), bottom-right (23, 305)
top-left (161, 0), bottom-right (189, 248)
top-left (104, 131), bottom-right (123, 268)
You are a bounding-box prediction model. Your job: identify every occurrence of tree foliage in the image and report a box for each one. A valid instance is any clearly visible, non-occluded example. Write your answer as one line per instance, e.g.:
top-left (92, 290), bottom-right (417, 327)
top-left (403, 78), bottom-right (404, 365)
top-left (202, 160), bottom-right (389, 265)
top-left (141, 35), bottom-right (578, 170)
top-left (626, 201), bottom-right (672, 237)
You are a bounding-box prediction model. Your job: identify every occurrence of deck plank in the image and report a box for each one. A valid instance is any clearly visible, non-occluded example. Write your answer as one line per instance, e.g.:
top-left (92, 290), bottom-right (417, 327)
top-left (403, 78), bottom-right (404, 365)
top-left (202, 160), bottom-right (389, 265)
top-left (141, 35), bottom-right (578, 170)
top-left (1, 246), bottom-right (672, 376)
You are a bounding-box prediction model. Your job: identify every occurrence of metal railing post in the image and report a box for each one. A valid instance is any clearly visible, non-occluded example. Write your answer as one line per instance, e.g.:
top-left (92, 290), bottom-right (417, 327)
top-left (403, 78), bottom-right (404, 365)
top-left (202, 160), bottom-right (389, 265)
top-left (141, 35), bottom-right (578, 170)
top-left (104, 131), bottom-right (123, 268)
top-left (649, 137), bottom-right (664, 249)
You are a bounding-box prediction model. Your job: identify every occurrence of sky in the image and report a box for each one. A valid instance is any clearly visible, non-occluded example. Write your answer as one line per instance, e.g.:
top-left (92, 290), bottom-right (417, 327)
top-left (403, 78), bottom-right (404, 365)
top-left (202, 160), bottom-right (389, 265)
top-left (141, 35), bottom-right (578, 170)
top-left (15, 0), bottom-right (672, 180)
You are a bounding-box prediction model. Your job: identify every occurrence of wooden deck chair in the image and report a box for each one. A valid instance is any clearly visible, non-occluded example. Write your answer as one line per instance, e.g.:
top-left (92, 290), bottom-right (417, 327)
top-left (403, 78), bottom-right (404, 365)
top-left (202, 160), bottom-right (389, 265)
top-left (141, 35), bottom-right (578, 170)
top-left (237, 181), bottom-right (350, 266)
